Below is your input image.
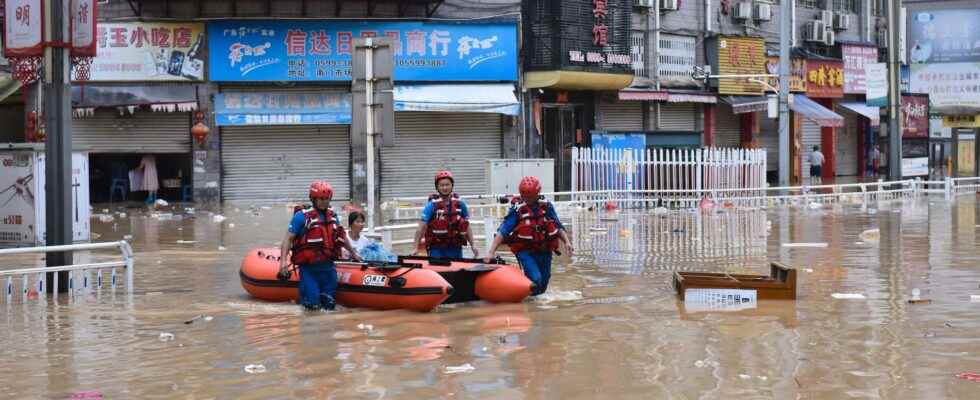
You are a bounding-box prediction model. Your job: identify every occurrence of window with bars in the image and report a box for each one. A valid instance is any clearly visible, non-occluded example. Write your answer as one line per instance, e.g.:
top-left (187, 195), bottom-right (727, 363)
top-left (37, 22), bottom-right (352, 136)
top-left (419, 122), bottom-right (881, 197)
top-left (796, 0), bottom-right (822, 9)
top-left (631, 31), bottom-right (647, 78)
top-left (658, 34), bottom-right (697, 86)
top-left (871, 0), bottom-right (886, 16)
top-left (832, 0), bottom-right (856, 13)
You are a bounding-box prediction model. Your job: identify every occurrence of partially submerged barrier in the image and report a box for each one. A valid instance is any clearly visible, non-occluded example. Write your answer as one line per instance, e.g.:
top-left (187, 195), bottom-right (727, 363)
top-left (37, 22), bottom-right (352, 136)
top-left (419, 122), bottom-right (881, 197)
top-left (0, 241), bottom-right (134, 303)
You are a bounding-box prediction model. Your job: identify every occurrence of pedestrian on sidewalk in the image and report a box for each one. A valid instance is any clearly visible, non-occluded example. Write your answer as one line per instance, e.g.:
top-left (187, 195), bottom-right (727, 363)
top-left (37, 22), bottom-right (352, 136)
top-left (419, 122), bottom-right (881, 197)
top-left (809, 146), bottom-right (825, 185)
top-left (279, 180), bottom-right (361, 310)
top-left (484, 176), bottom-right (573, 296)
top-left (412, 170), bottom-right (479, 259)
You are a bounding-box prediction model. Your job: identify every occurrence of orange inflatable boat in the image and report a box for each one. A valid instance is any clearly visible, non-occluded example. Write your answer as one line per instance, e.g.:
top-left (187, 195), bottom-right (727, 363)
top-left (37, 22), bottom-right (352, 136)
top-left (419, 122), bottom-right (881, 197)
top-left (239, 248), bottom-right (452, 312)
top-left (397, 255), bottom-right (533, 304)
top-left (240, 249), bottom-right (533, 311)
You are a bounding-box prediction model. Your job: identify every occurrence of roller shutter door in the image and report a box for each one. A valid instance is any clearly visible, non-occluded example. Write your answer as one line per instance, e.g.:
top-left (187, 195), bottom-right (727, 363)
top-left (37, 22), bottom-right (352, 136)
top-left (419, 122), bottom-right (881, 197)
top-left (380, 112), bottom-right (502, 200)
top-left (801, 119), bottom-right (823, 176)
top-left (657, 103), bottom-right (696, 131)
top-left (759, 114), bottom-right (779, 171)
top-left (221, 125), bottom-right (351, 202)
top-left (597, 101), bottom-right (643, 131)
top-left (715, 104), bottom-right (742, 147)
top-left (72, 109), bottom-right (190, 153)
top-left (837, 114), bottom-right (859, 176)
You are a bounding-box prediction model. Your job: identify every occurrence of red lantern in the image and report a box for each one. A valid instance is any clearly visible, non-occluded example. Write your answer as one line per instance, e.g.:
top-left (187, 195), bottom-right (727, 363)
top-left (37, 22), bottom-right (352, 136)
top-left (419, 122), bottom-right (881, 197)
top-left (191, 122), bottom-right (210, 144)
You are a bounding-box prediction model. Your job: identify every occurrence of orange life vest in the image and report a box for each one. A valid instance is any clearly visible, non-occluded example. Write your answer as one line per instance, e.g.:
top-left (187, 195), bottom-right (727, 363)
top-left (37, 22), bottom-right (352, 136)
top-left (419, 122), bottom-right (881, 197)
top-left (506, 196), bottom-right (560, 253)
top-left (290, 206), bottom-right (345, 265)
top-left (424, 193), bottom-right (469, 248)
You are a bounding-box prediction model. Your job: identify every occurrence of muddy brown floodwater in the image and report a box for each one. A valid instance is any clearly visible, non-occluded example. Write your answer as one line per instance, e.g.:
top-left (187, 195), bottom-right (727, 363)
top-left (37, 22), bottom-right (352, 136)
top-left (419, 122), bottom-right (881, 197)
top-left (1, 197), bottom-right (979, 399)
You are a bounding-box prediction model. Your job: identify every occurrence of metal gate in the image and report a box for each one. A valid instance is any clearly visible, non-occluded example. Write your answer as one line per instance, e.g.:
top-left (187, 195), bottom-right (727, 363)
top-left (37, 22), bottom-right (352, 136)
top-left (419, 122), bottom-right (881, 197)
top-left (221, 125), bottom-right (351, 202)
top-left (380, 112), bottom-right (502, 199)
top-left (72, 110), bottom-right (190, 153)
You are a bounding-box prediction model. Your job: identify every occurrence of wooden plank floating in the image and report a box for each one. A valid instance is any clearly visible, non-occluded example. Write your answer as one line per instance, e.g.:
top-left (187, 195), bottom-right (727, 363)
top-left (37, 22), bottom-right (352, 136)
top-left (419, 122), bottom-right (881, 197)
top-left (673, 262), bottom-right (797, 300)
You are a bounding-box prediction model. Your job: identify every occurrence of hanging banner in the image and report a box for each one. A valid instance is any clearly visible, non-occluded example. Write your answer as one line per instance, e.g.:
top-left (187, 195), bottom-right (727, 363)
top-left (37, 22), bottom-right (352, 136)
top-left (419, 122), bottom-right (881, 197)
top-left (89, 22), bottom-right (206, 81)
top-left (842, 45), bottom-right (878, 94)
top-left (214, 92), bottom-right (352, 126)
top-left (805, 59), bottom-right (844, 98)
top-left (901, 95), bottom-right (929, 138)
top-left (765, 57), bottom-right (806, 92)
top-left (943, 114), bottom-right (980, 128)
top-left (2, 0), bottom-right (43, 57)
top-left (865, 63), bottom-right (888, 107)
top-left (910, 62), bottom-right (980, 114)
top-left (208, 20), bottom-right (518, 82)
top-left (715, 36), bottom-right (766, 95)
top-left (909, 9), bottom-right (980, 63)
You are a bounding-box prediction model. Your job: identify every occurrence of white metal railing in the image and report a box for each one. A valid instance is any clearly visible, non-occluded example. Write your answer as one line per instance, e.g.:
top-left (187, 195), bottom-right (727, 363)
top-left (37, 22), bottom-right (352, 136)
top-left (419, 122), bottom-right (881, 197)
top-left (0, 241), bottom-right (134, 302)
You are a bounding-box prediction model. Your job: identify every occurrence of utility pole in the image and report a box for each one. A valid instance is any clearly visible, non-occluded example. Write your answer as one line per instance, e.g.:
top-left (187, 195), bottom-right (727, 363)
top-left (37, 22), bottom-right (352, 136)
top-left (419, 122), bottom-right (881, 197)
top-left (778, 0), bottom-right (791, 186)
top-left (887, 0), bottom-right (903, 180)
top-left (44, 0), bottom-right (74, 288)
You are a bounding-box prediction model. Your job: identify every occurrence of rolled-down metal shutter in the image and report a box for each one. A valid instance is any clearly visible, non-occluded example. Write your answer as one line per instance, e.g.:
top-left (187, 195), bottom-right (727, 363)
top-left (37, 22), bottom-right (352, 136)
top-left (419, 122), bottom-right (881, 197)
top-left (657, 103), bottom-right (696, 131)
top-left (221, 125), bottom-right (351, 202)
top-left (597, 101), bottom-right (643, 131)
top-left (72, 109), bottom-right (190, 153)
top-left (801, 119), bottom-right (823, 176)
top-left (837, 114), bottom-right (859, 176)
top-left (715, 104), bottom-right (742, 147)
top-left (759, 114), bottom-right (779, 171)
top-left (381, 112), bottom-right (502, 200)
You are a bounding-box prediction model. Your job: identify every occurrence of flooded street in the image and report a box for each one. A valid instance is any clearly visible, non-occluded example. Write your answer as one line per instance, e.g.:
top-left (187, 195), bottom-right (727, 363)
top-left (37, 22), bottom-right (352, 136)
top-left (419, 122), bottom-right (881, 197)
top-left (2, 196), bottom-right (980, 399)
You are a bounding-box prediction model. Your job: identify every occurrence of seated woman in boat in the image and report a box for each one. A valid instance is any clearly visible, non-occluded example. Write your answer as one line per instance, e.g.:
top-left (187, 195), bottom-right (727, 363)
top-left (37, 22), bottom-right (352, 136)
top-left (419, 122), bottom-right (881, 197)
top-left (344, 210), bottom-right (396, 262)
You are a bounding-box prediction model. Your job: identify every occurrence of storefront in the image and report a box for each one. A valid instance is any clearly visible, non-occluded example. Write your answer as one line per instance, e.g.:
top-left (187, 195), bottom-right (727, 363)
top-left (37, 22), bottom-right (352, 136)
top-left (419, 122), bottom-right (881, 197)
top-left (839, 44), bottom-right (880, 177)
top-left (706, 36), bottom-right (767, 150)
top-left (208, 20), bottom-right (519, 201)
top-left (789, 94), bottom-right (844, 182)
top-left (66, 22), bottom-right (205, 203)
top-left (799, 59), bottom-right (846, 181)
top-left (524, 0), bottom-right (634, 191)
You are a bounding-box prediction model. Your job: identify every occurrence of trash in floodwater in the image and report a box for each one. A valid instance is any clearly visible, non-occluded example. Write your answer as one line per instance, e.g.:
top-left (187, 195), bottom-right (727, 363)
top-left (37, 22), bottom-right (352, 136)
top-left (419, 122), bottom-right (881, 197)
top-left (243, 364), bottom-right (267, 374)
top-left (184, 315), bottom-right (214, 324)
top-left (176, 240), bottom-right (196, 244)
top-left (444, 363), bottom-right (475, 374)
top-left (218, 246), bottom-right (227, 251)
top-left (357, 323), bottom-right (374, 331)
top-left (96, 214), bottom-right (114, 223)
top-left (738, 374), bottom-right (752, 380)
top-left (228, 223), bottom-right (236, 228)
top-left (683, 289), bottom-right (757, 312)
top-left (956, 372), bottom-right (980, 382)
top-left (212, 215), bottom-right (227, 223)
top-left (123, 234), bottom-right (133, 240)
top-left (159, 332), bottom-right (175, 342)
top-left (155, 199), bottom-right (169, 207)
top-left (782, 242), bottom-right (829, 248)
top-left (69, 391), bottom-right (103, 399)
top-left (859, 229), bottom-right (880, 242)
top-left (831, 293), bottom-right (867, 300)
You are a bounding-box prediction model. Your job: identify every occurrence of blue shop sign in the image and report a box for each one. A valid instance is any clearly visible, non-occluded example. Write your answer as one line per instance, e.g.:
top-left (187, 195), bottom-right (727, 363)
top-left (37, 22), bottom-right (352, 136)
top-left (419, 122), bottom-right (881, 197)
top-left (208, 20), bottom-right (518, 82)
top-left (214, 92), bottom-right (352, 126)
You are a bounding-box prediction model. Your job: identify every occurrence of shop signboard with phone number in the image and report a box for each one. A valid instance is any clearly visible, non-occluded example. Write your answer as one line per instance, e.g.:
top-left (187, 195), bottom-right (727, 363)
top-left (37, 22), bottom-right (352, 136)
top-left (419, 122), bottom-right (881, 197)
top-left (86, 22), bottom-right (206, 82)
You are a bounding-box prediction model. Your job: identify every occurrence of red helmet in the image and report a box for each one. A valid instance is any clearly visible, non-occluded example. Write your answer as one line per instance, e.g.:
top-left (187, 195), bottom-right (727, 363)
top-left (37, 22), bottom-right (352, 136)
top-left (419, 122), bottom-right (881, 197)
top-left (309, 180), bottom-right (333, 200)
top-left (518, 176), bottom-right (541, 199)
top-left (434, 170), bottom-right (454, 188)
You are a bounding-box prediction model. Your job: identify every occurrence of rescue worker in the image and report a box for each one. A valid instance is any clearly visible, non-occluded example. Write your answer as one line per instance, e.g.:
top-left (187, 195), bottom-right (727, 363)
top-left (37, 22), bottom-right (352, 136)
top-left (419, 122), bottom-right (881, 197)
top-left (412, 170), bottom-right (479, 259)
top-left (279, 180), bottom-right (361, 310)
top-left (484, 176), bottom-right (573, 296)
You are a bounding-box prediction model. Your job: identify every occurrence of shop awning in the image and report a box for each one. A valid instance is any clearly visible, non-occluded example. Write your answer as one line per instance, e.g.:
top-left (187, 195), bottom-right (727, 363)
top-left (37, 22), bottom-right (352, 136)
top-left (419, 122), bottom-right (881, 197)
top-left (71, 85), bottom-right (198, 110)
top-left (214, 92), bottom-right (351, 126)
top-left (0, 72), bottom-right (21, 104)
top-left (394, 83), bottom-right (519, 116)
top-left (790, 94), bottom-right (844, 128)
top-left (618, 89), bottom-right (716, 104)
top-left (525, 70), bottom-right (634, 90)
top-left (720, 96), bottom-right (769, 114)
top-left (837, 102), bottom-right (880, 127)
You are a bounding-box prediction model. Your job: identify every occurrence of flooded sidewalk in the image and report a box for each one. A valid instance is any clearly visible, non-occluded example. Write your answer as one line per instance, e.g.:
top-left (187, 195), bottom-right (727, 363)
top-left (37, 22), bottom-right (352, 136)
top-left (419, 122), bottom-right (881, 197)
top-left (2, 197), bottom-right (979, 399)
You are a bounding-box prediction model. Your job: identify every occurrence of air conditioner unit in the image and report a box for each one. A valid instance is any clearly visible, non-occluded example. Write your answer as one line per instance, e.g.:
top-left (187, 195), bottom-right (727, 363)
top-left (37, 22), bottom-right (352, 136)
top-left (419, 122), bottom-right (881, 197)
top-left (802, 21), bottom-right (827, 43)
top-left (634, 0), bottom-right (655, 8)
top-left (660, 0), bottom-right (680, 11)
top-left (833, 13), bottom-right (851, 31)
top-left (733, 2), bottom-right (753, 20)
top-left (820, 10), bottom-right (834, 26)
top-left (824, 30), bottom-right (836, 46)
top-left (753, 3), bottom-right (772, 21)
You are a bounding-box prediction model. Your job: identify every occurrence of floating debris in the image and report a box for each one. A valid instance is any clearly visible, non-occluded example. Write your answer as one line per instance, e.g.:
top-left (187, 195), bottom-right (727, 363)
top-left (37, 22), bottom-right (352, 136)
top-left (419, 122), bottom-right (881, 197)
top-left (444, 363), bottom-right (475, 374)
top-left (176, 240), bottom-right (196, 244)
top-left (212, 215), bottom-right (227, 223)
top-left (158, 332), bottom-right (175, 342)
top-left (831, 293), bottom-right (867, 300)
top-left (243, 364), bottom-right (267, 374)
top-left (782, 242), bottom-right (829, 248)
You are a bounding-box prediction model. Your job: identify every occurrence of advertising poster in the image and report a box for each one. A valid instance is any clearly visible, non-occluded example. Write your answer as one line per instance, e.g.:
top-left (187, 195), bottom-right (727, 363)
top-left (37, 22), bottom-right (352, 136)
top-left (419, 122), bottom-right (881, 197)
top-left (89, 22), bottom-right (206, 81)
top-left (909, 9), bottom-right (980, 63)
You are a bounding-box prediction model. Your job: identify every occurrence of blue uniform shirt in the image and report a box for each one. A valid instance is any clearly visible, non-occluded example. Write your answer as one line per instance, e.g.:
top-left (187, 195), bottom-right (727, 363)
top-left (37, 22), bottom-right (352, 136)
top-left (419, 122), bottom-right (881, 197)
top-left (420, 197), bottom-right (470, 223)
top-left (497, 201), bottom-right (564, 237)
top-left (288, 208), bottom-right (341, 269)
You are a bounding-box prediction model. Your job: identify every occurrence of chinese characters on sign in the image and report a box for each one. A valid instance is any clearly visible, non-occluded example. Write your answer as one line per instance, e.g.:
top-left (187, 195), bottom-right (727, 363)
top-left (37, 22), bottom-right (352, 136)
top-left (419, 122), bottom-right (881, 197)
top-left (208, 21), bottom-right (517, 81)
top-left (2, 0), bottom-right (43, 56)
top-left (943, 114), bottom-right (980, 128)
top-left (593, 0), bottom-right (608, 47)
top-left (716, 36), bottom-right (766, 95)
top-left (901, 95), bottom-right (929, 138)
top-left (766, 57), bottom-right (806, 92)
top-left (805, 59), bottom-right (844, 98)
top-left (88, 23), bottom-right (205, 81)
top-left (910, 62), bottom-right (980, 114)
top-left (214, 92), bottom-right (352, 126)
top-left (842, 45), bottom-right (878, 94)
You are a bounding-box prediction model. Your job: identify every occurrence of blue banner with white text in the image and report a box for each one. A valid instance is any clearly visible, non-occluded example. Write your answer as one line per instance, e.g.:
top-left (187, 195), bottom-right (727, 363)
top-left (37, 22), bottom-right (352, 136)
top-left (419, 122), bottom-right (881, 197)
top-left (207, 20), bottom-right (518, 82)
top-left (214, 92), bottom-right (352, 126)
